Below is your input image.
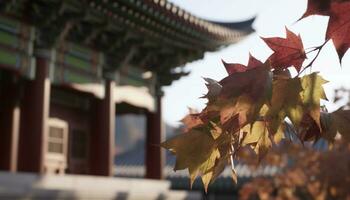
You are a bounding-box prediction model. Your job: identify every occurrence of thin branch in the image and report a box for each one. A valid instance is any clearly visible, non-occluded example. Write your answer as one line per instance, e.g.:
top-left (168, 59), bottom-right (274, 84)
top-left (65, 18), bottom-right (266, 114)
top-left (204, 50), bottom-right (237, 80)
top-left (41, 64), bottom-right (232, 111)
top-left (298, 41), bottom-right (328, 76)
top-left (304, 47), bottom-right (320, 55)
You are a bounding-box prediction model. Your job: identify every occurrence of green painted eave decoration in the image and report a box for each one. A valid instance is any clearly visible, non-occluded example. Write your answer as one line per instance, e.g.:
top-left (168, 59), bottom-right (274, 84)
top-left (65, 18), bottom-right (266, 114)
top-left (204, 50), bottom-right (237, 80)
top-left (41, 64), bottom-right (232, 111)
top-left (117, 66), bottom-right (152, 87)
top-left (0, 48), bottom-right (18, 66)
top-left (0, 15), bottom-right (34, 40)
top-left (53, 66), bottom-right (101, 84)
top-left (0, 30), bottom-right (33, 54)
top-left (64, 70), bottom-right (96, 83)
top-left (54, 42), bottom-right (103, 79)
top-left (0, 31), bottom-right (18, 47)
top-left (0, 15), bottom-right (20, 34)
top-left (0, 48), bottom-right (35, 79)
top-left (119, 76), bottom-right (145, 87)
top-left (58, 42), bottom-right (103, 64)
top-left (64, 54), bottom-right (93, 71)
top-left (102, 0), bottom-right (209, 49)
top-left (51, 41), bottom-right (103, 84)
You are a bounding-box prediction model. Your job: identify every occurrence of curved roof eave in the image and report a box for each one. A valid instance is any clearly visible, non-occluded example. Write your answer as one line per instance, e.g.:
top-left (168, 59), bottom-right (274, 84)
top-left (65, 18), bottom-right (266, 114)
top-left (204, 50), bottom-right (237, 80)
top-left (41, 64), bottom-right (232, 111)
top-left (208, 17), bottom-right (256, 33)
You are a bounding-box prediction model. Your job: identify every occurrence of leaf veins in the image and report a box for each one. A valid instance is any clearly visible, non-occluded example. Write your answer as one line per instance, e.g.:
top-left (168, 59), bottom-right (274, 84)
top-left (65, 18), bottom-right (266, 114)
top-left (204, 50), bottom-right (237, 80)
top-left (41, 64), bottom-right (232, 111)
top-left (262, 28), bottom-right (306, 72)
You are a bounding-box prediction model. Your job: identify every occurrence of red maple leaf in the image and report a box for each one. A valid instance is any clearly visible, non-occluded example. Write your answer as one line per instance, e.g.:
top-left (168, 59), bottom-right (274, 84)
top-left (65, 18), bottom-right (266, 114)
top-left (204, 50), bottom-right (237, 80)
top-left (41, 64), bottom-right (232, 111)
top-left (300, 0), bottom-right (331, 19)
top-left (222, 53), bottom-right (263, 75)
top-left (300, 0), bottom-right (349, 20)
top-left (262, 28), bottom-right (306, 72)
top-left (219, 63), bottom-right (271, 100)
top-left (326, 1), bottom-right (350, 61)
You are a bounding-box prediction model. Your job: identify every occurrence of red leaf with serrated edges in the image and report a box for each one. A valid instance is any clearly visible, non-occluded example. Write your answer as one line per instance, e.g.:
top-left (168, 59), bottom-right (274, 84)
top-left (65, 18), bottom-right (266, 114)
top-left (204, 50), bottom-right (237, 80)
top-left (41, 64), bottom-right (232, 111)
top-left (300, 0), bottom-right (331, 19)
top-left (222, 53), bottom-right (263, 75)
top-left (300, 0), bottom-right (350, 20)
top-left (219, 63), bottom-right (271, 100)
top-left (222, 60), bottom-right (246, 75)
top-left (326, 1), bottom-right (350, 61)
top-left (262, 28), bottom-right (306, 72)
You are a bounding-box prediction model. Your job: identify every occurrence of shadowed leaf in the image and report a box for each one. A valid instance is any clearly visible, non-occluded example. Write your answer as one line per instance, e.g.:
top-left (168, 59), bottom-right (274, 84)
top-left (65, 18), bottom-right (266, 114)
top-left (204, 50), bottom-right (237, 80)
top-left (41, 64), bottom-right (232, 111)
top-left (326, 1), bottom-right (350, 62)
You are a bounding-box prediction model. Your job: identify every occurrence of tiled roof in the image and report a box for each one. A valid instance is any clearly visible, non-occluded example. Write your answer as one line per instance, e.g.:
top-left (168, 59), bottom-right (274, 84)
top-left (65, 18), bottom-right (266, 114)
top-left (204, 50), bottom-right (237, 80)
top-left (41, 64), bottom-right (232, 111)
top-left (1, 0), bottom-right (255, 86)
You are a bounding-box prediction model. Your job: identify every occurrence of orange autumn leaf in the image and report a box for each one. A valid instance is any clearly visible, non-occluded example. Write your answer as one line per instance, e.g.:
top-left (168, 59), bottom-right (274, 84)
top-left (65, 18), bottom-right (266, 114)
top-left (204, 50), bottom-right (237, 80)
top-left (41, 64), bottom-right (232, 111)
top-left (181, 113), bottom-right (203, 131)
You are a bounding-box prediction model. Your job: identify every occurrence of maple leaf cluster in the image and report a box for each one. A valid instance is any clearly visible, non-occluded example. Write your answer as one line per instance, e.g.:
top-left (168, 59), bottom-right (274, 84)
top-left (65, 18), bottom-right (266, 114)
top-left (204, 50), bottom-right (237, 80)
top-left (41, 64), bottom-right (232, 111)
top-left (161, 0), bottom-right (350, 191)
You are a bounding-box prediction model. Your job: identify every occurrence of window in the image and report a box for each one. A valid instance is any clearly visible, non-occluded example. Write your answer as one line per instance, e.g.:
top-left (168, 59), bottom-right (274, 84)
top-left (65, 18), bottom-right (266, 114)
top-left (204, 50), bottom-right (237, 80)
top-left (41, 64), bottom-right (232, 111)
top-left (48, 127), bottom-right (65, 154)
top-left (45, 118), bottom-right (68, 174)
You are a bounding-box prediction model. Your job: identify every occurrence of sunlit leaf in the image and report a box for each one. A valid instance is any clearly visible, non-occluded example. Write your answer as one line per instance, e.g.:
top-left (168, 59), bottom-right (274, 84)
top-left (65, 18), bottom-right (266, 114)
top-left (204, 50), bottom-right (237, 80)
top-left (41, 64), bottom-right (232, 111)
top-left (161, 129), bottom-right (216, 171)
top-left (300, 72), bottom-right (328, 129)
top-left (262, 28), bottom-right (306, 72)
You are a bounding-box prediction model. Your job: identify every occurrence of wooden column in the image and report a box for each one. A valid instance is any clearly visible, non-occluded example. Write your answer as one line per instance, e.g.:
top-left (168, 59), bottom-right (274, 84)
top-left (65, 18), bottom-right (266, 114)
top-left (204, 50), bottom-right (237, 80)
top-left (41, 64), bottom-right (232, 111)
top-left (17, 56), bottom-right (51, 173)
top-left (0, 73), bottom-right (20, 172)
top-left (90, 80), bottom-right (115, 176)
top-left (145, 93), bottom-right (164, 179)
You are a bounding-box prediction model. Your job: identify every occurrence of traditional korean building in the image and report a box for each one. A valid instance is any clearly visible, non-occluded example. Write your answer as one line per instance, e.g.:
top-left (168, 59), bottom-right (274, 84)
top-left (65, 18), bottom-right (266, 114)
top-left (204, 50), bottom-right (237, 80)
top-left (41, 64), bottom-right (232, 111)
top-left (0, 0), bottom-right (253, 185)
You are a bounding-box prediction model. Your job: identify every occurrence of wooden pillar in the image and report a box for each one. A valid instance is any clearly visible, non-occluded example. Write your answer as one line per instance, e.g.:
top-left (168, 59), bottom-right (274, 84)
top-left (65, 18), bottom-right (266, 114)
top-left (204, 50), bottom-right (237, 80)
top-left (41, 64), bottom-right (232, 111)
top-left (17, 56), bottom-right (51, 173)
top-left (90, 80), bottom-right (115, 176)
top-left (0, 73), bottom-right (20, 172)
top-left (145, 93), bottom-right (164, 179)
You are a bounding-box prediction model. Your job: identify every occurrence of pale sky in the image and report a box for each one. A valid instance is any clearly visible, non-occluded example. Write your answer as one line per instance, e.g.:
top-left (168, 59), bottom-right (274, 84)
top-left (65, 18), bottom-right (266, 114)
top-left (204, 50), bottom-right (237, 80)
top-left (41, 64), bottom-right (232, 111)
top-left (163, 0), bottom-right (350, 126)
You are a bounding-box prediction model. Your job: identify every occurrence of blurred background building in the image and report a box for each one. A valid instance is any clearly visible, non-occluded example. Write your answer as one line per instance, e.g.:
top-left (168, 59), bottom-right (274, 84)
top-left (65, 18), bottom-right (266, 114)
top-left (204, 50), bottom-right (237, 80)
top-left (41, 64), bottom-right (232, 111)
top-left (0, 0), bottom-right (253, 199)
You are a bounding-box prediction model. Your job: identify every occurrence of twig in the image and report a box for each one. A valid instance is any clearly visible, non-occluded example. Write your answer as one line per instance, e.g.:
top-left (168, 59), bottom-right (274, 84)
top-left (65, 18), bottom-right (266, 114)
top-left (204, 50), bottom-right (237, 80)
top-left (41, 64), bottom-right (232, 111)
top-left (304, 47), bottom-right (320, 55)
top-left (298, 41), bottom-right (328, 76)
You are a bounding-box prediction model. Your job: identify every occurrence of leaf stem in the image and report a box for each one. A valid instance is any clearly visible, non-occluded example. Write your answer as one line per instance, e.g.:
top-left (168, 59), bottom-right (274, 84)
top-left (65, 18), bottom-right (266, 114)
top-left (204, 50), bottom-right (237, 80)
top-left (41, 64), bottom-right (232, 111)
top-left (304, 47), bottom-right (319, 55)
top-left (230, 144), bottom-right (235, 171)
top-left (298, 41), bottom-right (328, 76)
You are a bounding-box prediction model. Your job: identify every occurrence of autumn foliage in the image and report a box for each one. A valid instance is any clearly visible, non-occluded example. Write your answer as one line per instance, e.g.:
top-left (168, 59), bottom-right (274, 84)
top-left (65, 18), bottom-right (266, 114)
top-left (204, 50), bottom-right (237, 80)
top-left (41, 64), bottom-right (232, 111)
top-left (162, 0), bottom-right (350, 192)
top-left (239, 141), bottom-right (350, 200)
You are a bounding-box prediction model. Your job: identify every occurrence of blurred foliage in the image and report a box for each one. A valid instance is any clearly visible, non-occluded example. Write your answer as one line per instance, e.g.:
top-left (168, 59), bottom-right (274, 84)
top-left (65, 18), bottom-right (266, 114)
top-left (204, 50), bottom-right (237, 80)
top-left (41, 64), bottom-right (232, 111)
top-left (239, 140), bottom-right (350, 200)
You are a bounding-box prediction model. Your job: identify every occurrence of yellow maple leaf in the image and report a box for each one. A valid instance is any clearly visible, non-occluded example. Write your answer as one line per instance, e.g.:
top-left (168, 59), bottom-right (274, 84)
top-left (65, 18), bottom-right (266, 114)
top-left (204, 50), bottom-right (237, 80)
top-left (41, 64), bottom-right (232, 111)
top-left (300, 72), bottom-right (328, 129)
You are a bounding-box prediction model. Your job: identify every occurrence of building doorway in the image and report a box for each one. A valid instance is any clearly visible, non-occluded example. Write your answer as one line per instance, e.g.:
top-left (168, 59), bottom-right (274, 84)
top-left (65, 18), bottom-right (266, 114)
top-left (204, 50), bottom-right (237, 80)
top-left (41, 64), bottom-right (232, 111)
top-left (49, 86), bottom-right (92, 174)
